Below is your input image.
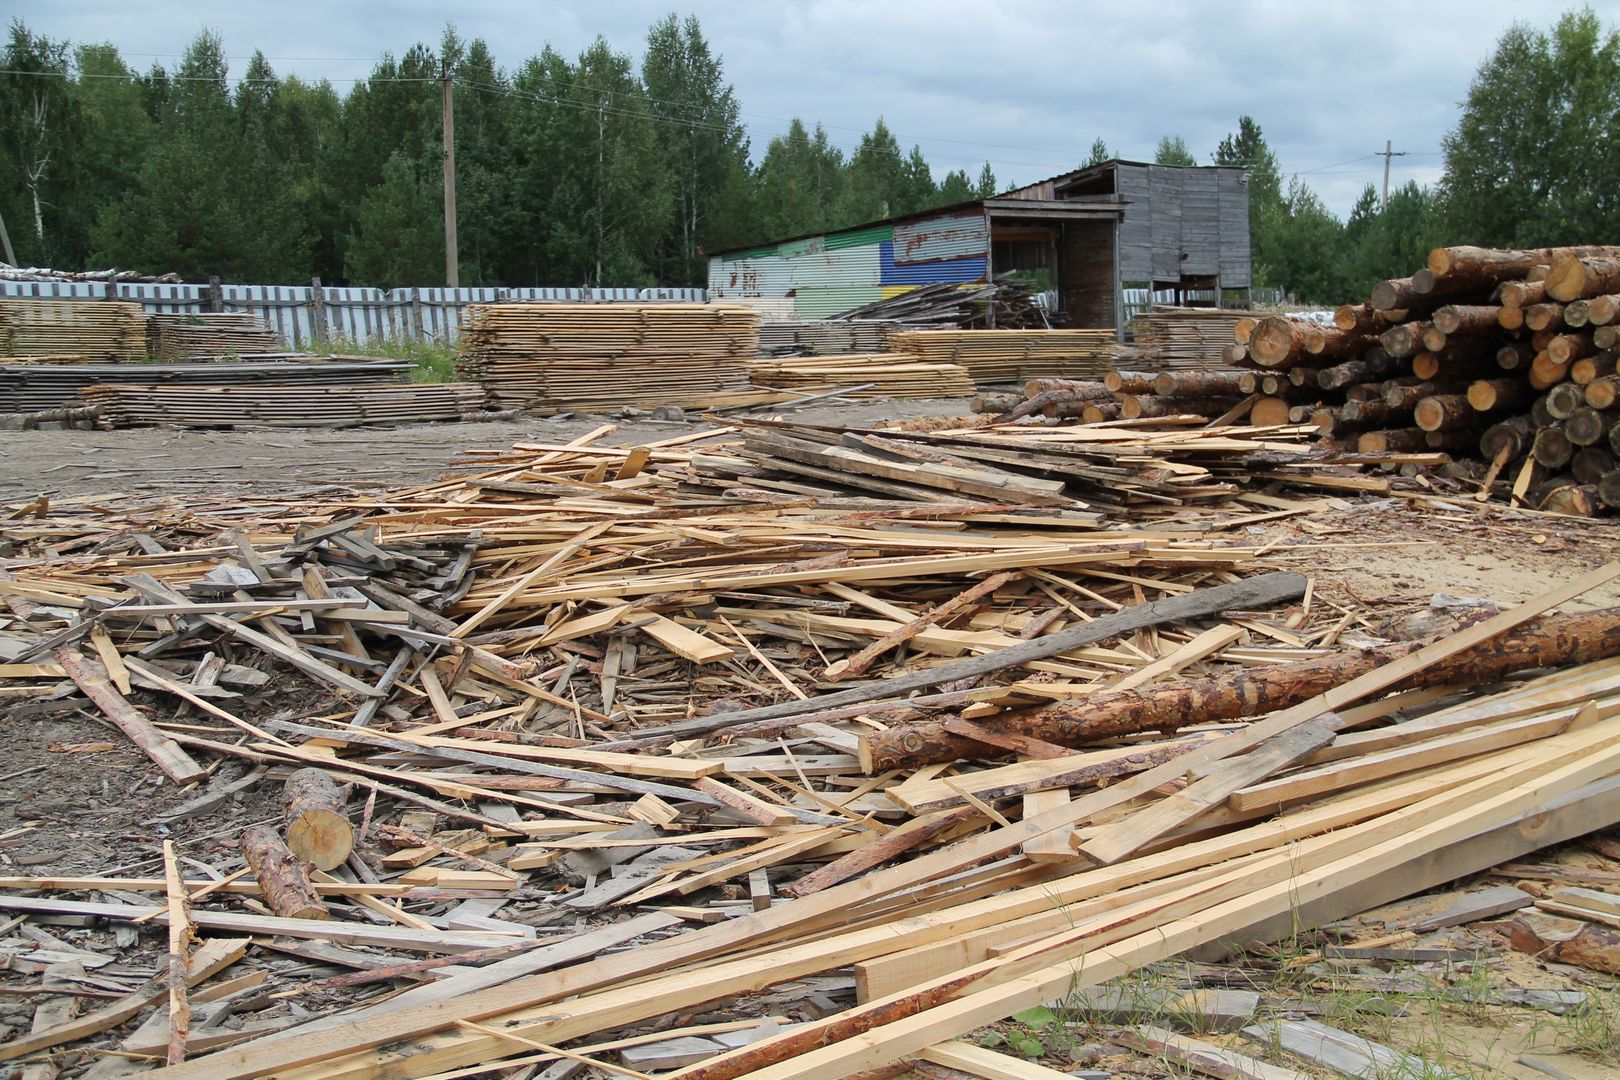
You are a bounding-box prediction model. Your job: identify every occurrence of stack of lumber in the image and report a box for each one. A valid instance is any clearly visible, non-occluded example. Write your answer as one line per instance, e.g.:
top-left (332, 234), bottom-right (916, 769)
top-left (0, 298), bottom-right (145, 360)
top-left (456, 302), bottom-right (759, 410)
top-left (145, 313), bottom-right (284, 359)
top-left (747, 354), bottom-right (975, 398)
top-left (1222, 245), bottom-right (1620, 515)
top-left (3, 433), bottom-right (1620, 1078)
top-left (758, 319), bottom-right (899, 355)
top-left (0, 359), bottom-right (411, 413)
top-left (78, 382), bottom-right (485, 428)
top-left (1132, 306), bottom-right (1266, 370)
top-left (888, 328), bottom-right (1118, 383)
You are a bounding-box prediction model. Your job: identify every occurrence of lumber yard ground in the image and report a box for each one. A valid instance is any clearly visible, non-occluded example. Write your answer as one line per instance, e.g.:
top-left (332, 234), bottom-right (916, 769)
top-left (4, 397), bottom-right (1620, 1080)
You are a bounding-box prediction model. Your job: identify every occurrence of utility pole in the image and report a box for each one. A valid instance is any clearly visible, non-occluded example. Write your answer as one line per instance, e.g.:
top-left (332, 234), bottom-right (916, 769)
top-left (1378, 139), bottom-right (1408, 211)
top-left (441, 59), bottom-right (459, 288)
top-left (0, 206), bottom-right (15, 267)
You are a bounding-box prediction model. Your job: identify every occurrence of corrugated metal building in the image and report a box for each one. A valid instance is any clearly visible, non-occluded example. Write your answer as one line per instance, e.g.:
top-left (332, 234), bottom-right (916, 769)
top-left (709, 159), bottom-right (1251, 337)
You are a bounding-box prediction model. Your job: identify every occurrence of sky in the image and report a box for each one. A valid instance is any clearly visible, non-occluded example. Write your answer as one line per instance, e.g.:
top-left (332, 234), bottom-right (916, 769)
top-left (13, 0), bottom-right (1620, 218)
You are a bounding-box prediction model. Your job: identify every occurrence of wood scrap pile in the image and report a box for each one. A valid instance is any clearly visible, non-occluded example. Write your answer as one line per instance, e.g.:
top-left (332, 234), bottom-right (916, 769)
top-left (1225, 244), bottom-right (1620, 515)
top-left (0, 360), bottom-right (412, 413)
top-left (0, 298), bottom-right (145, 361)
top-left (888, 329), bottom-right (1118, 384)
top-left (828, 278), bottom-right (1049, 329)
top-left (5, 426), bottom-right (1620, 1078)
top-left (456, 302), bottom-right (760, 411)
top-left (144, 314), bottom-right (284, 360)
top-left (747, 354), bottom-right (975, 398)
top-left (758, 320), bottom-right (899, 356)
top-left (78, 382), bottom-right (486, 428)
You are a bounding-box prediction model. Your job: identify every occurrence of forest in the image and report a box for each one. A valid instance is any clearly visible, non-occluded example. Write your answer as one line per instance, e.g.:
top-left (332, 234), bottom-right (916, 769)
top-left (1, 9), bottom-right (1616, 302)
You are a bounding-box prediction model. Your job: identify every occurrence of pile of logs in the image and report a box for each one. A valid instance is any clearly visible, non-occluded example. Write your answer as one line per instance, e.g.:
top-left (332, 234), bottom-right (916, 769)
top-left (144, 314), bottom-right (284, 360)
top-left (0, 298), bottom-right (145, 361)
top-left (1229, 246), bottom-right (1620, 514)
top-left (456, 303), bottom-right (760, 411)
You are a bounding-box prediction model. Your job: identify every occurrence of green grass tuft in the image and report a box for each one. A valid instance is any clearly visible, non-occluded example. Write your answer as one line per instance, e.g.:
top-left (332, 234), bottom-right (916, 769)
top-left (314, 336), bottom-right (459, 384)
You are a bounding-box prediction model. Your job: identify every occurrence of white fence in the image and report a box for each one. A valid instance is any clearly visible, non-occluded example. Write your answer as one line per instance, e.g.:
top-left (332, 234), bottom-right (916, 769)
top-left (0, 281), bottom-right (709, 349)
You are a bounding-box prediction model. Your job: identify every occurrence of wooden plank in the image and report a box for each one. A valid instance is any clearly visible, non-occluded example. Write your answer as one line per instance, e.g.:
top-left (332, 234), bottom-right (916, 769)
top-left (1076, 561), bottom-right (1620, 864)
top-left (919, 1041), bottom-right (1080, 1079)
top-left (54, 646), bottom-right (206, 786)
top-left (1108, 624), bottom-right (1243, 692)
top-left (1019, 790), bottom-right (1074, 862)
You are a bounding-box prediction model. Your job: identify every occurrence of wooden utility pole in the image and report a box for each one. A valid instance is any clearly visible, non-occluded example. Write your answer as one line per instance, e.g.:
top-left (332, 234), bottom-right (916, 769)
top-left (441, 59), bottom-right (459, 288)
top-left (1378, 139), bottom-right (1408, 211)
top-left (0, 206), bottom-right (15, 266)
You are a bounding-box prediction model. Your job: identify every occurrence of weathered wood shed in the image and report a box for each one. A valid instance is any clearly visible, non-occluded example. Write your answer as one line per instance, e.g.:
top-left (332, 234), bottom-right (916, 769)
top-left (708, 159), bottom-right (1251, 338)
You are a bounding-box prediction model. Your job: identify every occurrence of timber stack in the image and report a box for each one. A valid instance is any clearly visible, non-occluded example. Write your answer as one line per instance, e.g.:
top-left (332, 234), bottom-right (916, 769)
top-left (0, 298), bottom-right (145, 361)
top-left (456, 302), bottom-right (760, 411)
top-left (887, 328), bottom-right (1118, 383)
top-left (1132, 306), bottom-right (1271, 371)
top-left (0, 358), bottom-right (412, 412)
top-left (747, 354), bottom-right (975, 398)
top-left (78, 381), bottom-right (487, 428)
top-left (144, 313), bottom-right (284, 360)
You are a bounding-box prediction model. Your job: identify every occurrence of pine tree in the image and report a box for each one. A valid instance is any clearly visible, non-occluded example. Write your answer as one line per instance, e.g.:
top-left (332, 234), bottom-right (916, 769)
top-left (975, 162), bottom-right (998, 198)
top-left (1085, 138), bottom-right (1111, 166)
top-left (345, 150), bottom-right (442, 287)
top-left (1153, 134), bottom-right (1195, 166)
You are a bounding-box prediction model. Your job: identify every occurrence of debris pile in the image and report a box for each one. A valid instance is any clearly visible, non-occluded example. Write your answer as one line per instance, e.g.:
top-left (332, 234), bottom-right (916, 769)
top-left (5, 415), bottom-right (1619, 1077)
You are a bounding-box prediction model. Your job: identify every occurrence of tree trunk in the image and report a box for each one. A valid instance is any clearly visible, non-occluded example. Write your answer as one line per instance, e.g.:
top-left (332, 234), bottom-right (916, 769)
top-left (1379, 321), bottom-right (1430, 358)
top-left (1567, 407), bottom-right (1611, 448)
top-left (1547, 333), bottom-right (1596, 364)
top-left (241, 825), bottom-right (329, 920)
top-left (1288, 366), bottom-right (1318, 388)
top-left (1429, 244), bottom-right (1620, 283)
top-left (1103, 370), bottom-right (1158, 394)
top-left (1341, 397), bottom-right (1405, 426)
top-left (1424, 428), bottom-right (1481, 451)
top-left (1524, 303), bottom-right (1565, 333)
top-left (1585, 374), bottom-right (1620, 410)
top-left (1414, 395), bottom-right (1478, 433)
top-left (1497, 342), bottom-right (1534, 371)
top-left (1249, 396), bottom-right (1293, 426)
top-left (1357, 427), bottom-right (1429, 453)
top-left (1573, 353), bottom-right (1617, 385)
top-left (1248, 317), bottom-right (1314, 368)
top-left (1599, 469), bottom-right (1620, 510)
top-left (1232, 317), bottom-right (1258, 344)
top-left (1119, 395), bottom-right (1238, 420)
top-left (283, 768), bottom-right (354, 871)
top-left (1152, 370), bottom-right (1251, 397)
top-left (1370, 277), bottom-right (1422, 311)
top-left (1545, 382), bottom-right (1586, 420)
top-left (1529, 352), bottom-right (1571, 390)
top-left (1480, 416), bottom-right (1535, 462)
top-left (1565, 299), bottom-right (1594, 328)
top-left (1080, 402), bottom-right (1121, 423)
top-left (1597, 326), bottom-right (1618, 350)
top-left (1466, 379), bottom-right (1530, 412)
top-left (1432, 305), bottom-right (1501, 336)
top-left (1533, 425), bottom-right (1574, 469)
top-left (1539, 482), bottom-right (1600, 517)
top-left (1589, 294), bottom-right (1620, 326)
top-left (1572, 447), bottom-right (1616, 485)
top-left (1383, 379), bottom-right (1451, 410)
top-left (1316, 355), bottom-right (1390, 390)
top-left (1498, 306), bottom-right (1527, 331)
top-left (1334, 303), bottom-right (1385, 334)
top-left (1547, 255), bottom-right (1620, 302)
top-left (858, 608), bottom-right (1620, 771)
top-left (1499, 279), bottom-right (1548, 308)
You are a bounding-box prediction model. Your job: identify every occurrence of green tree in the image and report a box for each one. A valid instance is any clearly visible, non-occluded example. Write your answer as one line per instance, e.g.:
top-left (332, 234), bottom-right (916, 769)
top-left (898, 145), bottom-right (937, 214)
top-left (1268, 177), bottom-right (1348, 304)
top-left (938, 168), bottom-right (975, 203)
top-left (1343, 181), bottom-right (1441, 296)
top-left (1153, 134), bottom-right (1195, 166)
top-left (844, 117), bottom-right (905, 221)
top-left (1440, 8), bottom-right (1620, 245)
top-left (755, 118), bottom-right (846, 239)
top-left (642, 14), bottom-right (749, 284)
top-left (0, 22), bottom-right (74, 263)
top-left (1085, 137), bottom-right (1111, 166)
top-left (345, 150), bottom-right (442, 287)
top-left (975, 162), bottom-right (998, 198)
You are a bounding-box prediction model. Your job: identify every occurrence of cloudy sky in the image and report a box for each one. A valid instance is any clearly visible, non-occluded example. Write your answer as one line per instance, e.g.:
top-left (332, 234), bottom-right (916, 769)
top-left (16, 1), bottom-right (1620, 217)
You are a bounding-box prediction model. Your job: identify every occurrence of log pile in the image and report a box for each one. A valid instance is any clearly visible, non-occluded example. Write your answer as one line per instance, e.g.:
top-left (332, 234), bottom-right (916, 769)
top-left (747, 354), bottom-right (975, 398)
top-left (1231, 246), bottom-right (1620, 514)
top-left (887, 328), bottom-right (1118, 383)
top-left (5, 426), bottom-right (1620, 1078)
top-left (0, 298), bottom-right (145, 361)
top-left (144, 314), bottom-right (284, 360)
top-left (78, 382), bottom-right (486, 428)
top-left (455, 302), bottom-right (760, 411)
top-left (0, 359), bottom-right (412, 413)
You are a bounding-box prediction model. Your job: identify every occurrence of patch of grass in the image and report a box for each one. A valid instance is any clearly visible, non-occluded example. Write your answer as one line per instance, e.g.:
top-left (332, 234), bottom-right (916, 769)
top-left (1544, 987), bottom-right (1620, 1060)
top-left (315, 335), bottom-right (459, 384)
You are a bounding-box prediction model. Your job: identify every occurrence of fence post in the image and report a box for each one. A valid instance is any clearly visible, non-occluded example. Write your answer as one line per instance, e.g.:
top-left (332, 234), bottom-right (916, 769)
top-left (411, 288), bottom-right (424, 342)
top-left (309, 277), bottom-right (329, 344)
top-left (207, 276), bottom-right (223, 314)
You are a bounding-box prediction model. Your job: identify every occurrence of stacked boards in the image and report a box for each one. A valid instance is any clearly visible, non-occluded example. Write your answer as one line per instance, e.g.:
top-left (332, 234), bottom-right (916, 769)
top-left (888, 328), bottom-right (1117, 383)
top-left (145, 313), bottom-right (284, 359)
top-left (1133, 307), bottom-right (1267, 371)
top-left (457, 303), bottom-right (760, 411)
top-left (0, 299), bottom-right (145, 361)
top-left (758, 320), bottom-right (898, 356)
top-left (80, 382), bottom-right (485, 428)
top-left (748, 354), bottom-right (975, 398)
top-left (0, 359), bottom-right (412, 413)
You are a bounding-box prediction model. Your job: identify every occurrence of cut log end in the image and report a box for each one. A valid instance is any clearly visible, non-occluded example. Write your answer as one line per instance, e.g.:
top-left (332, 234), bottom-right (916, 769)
top-left (241, 825), bottom-right (329, 920)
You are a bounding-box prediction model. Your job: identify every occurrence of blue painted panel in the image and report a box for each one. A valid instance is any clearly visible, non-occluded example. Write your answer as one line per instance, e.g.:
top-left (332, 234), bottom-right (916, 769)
top-left (879, 242), bottom-right (987, 285)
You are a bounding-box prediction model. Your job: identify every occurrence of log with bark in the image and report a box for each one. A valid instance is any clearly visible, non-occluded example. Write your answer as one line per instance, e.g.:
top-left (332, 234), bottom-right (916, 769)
top-left (857, 608), bottom-right (1620, 771)
top-left (241, 825), bottom-right (329, 920)
top-left (283, 768), bottom-right (355, 871)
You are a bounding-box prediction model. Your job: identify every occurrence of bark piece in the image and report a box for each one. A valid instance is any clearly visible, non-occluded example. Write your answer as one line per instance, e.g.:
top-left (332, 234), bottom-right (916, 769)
top-left (241, 825), bottom-right (329, 920)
